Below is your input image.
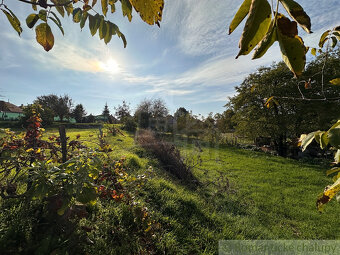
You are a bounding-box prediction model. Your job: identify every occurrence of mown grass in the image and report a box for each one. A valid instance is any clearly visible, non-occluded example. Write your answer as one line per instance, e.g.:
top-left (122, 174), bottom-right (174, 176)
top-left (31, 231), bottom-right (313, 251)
top-left (2, 126), bottom-right (340, 254)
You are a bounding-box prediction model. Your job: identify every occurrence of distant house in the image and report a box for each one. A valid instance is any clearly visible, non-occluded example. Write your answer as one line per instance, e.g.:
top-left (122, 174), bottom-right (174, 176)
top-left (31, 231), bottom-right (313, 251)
top-left (0, 101), bottom-right (23, 121)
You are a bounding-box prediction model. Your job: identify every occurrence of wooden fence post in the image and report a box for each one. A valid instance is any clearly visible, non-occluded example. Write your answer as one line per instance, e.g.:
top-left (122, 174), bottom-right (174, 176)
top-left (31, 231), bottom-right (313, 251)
top-left (59, 125), bottom-right (67, 163)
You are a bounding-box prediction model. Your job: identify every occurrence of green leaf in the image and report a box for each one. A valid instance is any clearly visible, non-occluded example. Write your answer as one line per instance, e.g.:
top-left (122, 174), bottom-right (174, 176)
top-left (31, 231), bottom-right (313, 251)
top-left (335, 150), bottom-right (340, 164)
top-left (4, 6), bottom-right (22, 32)
top-left (1, 9), bottom-right (22, 36)
top-left (319, 30), bottom-right (330, 48)
top-left (326, 167), bottom-right (340, 176)
top-left (49, 17), bottom-right (64, 35)
top-left (92, 0), bottom-right (98, 7)
top-left (101, 0), bottom-right (108, 17)
top-left (236, 0), bottom-right (272, 58)
top-left (73, 8), bottom-right (83, 23)
top-left (104, 22), bottom-right (113, 44)
top-left (252, 20), bottom-right (277, 59)
top-left (121, 0), bottom-right (132, 22)
top-left (329, 120), bottom-right (340, 130)
top-left (35, 23), bottom-right (54, 52)
top-left (88, 14), bottom-right (101, 36)
top-left (57, 197), bottom-right (71, 216)
top-left (328, 128), bottom-right (340, 149)
top-left (80, 12), bottom-right (88, 30)
top-left (99, 17), bottom-right (107, 39)
top-left (129, 0), bottom-right (164, 26)
top-left (299, 131), bottom-right (318, 151)
top-left (50, 11), bottom-right (62, 26)
top-left (330, 78), bottom-right (340, 86)
top-left (26, 14), bottom-right (40, 29)
top-left (117, 29), bottom-right (127, 48)
top-left (51, 0), bottom-right (65, 17)
top-left (77, 186), bottom-right (97, 204)
top-left (38, 10), bottom-right (47, 22)
top-left (276, 14), bottom-right (307, 77)
top-left (279, 0), bottom-right (311, 33)
top-left (31, 0), bottom-right (38, 11)
top-left (330, 36), bottom-right (338, 48)
top-left (314, 131), bottom-right (329, 149)
top-left (229, 0), bottom-right (252, 35)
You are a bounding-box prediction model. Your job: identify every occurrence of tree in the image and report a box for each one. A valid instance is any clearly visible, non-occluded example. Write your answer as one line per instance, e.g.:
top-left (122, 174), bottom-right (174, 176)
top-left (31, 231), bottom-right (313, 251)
top-left (114, 100), bottom-right (131, 123)
top-left (72, 104), bottom-right (86, 123)
top-left (1, 0), bottom-right (164, 51)
top-left (174, 107), bottom-right (189, 119)
top-left (35, 94), bottom-right (73, 122)
top-left (228, 51), bottom-right (340, 156)
top-left (151, 98), bottom-right (168, 118)
top-left (102, 103), bottom-right (110, 122)
top-left (85, 114), bottom-right (95, 123)
top-left (134, 99), bottom-right (152, 129)
top-left (134, 98), bottom-right (168, 129)
top-left (215, 109), bottom-right (235, 133)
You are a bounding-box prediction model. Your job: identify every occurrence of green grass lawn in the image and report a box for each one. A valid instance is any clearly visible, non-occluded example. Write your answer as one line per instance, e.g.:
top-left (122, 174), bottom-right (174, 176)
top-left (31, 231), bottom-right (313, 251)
top-left (2, 126), bottom-right (340, 254)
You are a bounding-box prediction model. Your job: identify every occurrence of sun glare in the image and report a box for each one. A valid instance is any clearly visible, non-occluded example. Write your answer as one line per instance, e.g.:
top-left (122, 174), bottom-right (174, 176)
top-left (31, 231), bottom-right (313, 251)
top-left (98, 58), bottom-right (121, 73)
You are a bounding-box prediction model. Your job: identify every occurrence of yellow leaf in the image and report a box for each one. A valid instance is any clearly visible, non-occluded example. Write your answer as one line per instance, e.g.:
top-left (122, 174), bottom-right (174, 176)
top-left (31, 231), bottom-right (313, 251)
top-left (330, 78), bottom-right (340, 85)
top-left (236, 0), bottom-right (272, 58)
top-left (276, 14), bottom-right (307, 77)
top-left (35, 23), bottom-right (54, 51)
top-left (229, 0), bottom-right (252, 35)
top-left (252, 20), bottom-right (277, 59)
top-left (317, 177), bottom-right (340, 211)
top-left (129, 0), bottom-right (164, 26)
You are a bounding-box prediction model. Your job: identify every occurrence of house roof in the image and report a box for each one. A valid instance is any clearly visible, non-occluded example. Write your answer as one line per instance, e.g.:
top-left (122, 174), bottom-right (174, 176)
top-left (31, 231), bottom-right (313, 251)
top-left (0, 101), bottom-right (23, 113)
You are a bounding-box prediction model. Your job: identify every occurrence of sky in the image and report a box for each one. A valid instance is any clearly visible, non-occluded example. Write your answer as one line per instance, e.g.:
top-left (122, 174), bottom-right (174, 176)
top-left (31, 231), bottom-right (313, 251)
top-left (0, 0), bottom-right (339, 116)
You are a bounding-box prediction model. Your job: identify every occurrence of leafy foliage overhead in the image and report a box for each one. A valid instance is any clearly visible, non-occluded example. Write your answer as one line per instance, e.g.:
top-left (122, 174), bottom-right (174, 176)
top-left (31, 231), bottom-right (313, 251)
top-left (1, 0), bottom-right (164, 51)
top-left (229, 0), bottom-right (313, 77)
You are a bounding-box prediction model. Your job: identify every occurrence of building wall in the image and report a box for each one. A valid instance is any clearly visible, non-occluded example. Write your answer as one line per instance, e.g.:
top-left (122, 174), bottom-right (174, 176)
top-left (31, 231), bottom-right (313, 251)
top-left (0, 111), bottom-right (23, 121)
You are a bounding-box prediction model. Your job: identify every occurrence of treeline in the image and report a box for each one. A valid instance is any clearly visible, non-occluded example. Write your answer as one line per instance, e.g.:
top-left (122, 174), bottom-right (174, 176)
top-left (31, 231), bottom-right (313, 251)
top-left (20, 95), bottom-right (235, 139)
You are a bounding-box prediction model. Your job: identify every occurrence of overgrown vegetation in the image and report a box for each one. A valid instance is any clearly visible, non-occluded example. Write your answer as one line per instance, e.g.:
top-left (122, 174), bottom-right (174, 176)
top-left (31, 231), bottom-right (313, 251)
top-left (136, 129), bottom-right (196, 183)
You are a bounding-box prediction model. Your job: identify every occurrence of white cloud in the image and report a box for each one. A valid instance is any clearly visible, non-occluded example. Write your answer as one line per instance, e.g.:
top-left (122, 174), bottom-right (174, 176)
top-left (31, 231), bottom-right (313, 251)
top-left (162, 0), bottom-right (240, 57)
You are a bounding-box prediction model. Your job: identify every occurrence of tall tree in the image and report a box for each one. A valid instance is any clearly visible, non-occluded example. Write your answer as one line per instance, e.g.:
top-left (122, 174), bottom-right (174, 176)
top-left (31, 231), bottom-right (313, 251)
top-left (174, 107), bottom-right (189, 119)
top-left (35, 94), bottom-right (73, 122)
top-left (228, 51), bottom-right (340, 156)
top-left (72, 104), bottom-right (87, 123)
top-left (114, 100), bottom-right (131, 123)
top-left (102, 103), bottom-right (110, 121)
top-left (134, 98), bottom-right (169, 129)
top-left (215, 109), bottom-right (235, 133)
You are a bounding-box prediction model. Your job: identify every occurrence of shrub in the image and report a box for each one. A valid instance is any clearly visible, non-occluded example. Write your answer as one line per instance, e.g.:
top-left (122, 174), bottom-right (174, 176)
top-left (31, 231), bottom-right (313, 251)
top-left (0, 114), bottom-right (161, 254)
top-left (136, 130), bottom-right (197, 183)
top-left (19, 103), bottom-right (54, 127)
top-left (122, 117), bottom-right (137, 133)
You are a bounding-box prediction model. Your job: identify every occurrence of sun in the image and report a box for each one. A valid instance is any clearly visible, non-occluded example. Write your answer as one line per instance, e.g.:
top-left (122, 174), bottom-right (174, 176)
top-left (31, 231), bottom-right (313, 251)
top-left (98, 58), bottom-right (121, 73)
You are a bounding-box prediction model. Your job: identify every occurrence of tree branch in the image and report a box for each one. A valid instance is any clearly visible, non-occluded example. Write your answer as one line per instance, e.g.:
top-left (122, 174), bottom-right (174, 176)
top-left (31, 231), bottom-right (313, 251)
top-left (17, 0), bottom-right (72, 7)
